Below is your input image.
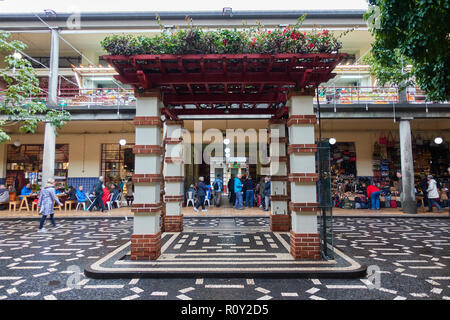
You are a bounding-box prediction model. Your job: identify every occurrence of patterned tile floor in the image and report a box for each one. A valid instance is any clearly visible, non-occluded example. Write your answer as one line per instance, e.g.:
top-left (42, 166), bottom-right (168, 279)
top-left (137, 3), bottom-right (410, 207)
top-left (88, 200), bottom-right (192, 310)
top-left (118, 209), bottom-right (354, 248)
top-left (0, 217), bottom-right (448, 300)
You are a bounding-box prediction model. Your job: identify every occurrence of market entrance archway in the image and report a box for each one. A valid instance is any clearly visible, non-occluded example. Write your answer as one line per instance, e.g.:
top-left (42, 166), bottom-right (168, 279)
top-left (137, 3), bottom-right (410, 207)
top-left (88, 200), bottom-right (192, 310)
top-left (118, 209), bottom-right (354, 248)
top-left (104, 53), bottom-right (344, 261)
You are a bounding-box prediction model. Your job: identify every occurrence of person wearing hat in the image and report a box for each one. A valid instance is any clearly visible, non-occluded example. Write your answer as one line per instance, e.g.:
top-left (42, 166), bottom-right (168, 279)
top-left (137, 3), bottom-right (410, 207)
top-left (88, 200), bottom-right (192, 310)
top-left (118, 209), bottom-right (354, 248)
top-left (426, 175), bottom-right (442, 213)
top-left (37, 178), bottom-right (63, 232)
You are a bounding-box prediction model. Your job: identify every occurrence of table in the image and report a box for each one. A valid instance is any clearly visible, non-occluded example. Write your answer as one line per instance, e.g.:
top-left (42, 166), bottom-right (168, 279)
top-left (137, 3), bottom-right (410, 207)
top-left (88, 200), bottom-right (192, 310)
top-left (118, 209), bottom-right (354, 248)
top-left (18, 194), bottom-right (39, 212)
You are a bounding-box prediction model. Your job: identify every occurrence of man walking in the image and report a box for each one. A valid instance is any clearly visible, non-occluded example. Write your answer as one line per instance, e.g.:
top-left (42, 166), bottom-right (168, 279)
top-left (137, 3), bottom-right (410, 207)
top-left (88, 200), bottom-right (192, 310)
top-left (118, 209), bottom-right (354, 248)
top-left (89, 176), bottom-right (105, 212)
top-left (426, 175), bottom-right (442, 213)
top-left (194, 176), bottom-right (208, 212)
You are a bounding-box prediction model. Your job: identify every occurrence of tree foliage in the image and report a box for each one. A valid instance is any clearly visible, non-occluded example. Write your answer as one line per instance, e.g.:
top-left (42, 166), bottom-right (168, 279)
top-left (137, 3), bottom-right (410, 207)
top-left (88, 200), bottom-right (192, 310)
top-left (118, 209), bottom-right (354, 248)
top-left (364, 0), bottom-right (450, 101)
top-left (0, 32), bottom-right (70, 143)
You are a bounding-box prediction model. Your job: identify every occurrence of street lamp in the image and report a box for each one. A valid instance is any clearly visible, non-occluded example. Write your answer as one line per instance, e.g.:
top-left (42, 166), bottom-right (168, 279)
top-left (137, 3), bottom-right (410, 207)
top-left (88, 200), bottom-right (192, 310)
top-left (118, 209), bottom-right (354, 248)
top-left (329, 137), bottom-right (337, 145)
top-left (223, 138), bottom-right (230, 145)
top-left (119, 139), bottom-right (126, 146)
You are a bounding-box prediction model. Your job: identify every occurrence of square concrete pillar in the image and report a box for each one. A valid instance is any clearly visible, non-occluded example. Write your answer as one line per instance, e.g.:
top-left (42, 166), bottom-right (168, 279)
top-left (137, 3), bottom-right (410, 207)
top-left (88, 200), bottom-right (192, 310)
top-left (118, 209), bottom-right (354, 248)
top-left (130, 92), bottom-right (163, 260)
top-left (287, 92), bottom-right (320, 260)
top-left (163, 119), bottom-right (185, 232)
top-left (268, 119), bottom-right (290, 232)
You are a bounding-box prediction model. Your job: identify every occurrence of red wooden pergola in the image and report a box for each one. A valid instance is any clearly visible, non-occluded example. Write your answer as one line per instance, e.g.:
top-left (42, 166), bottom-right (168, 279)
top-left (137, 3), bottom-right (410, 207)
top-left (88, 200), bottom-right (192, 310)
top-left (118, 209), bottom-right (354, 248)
top-left (104, 53), bottom-right (345, 118)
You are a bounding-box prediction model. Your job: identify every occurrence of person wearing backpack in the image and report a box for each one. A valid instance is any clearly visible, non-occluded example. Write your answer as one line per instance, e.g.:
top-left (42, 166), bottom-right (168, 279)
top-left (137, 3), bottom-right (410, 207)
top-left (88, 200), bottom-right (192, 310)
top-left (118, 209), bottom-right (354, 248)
top-left (212, 174), bottom-right (223, 207)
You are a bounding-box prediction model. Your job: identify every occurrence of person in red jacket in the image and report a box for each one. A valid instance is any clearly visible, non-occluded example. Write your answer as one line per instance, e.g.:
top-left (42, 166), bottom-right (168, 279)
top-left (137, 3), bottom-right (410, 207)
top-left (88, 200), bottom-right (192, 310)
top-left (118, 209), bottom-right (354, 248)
top-left (102, 185), bottom-right (111, 208)
top-left (367, 183), bottom-right (381, 210)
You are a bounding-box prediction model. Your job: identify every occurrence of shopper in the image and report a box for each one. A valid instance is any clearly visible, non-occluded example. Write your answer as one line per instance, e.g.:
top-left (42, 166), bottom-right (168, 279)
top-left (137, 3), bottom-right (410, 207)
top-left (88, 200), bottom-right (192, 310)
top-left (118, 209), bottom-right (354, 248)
top-left (244, 176), bottom-right (256, 208)
top-left (258, 177), bottom-right (266, 209)
top-left (89, 176), bottom-right (105, 212)
top-left (234, 174), bottom-right (243, 210)
top-left (212, 174), bottom-right (223, 207)
top-left (37, 178), bottom-right (62, 232)
top-left (0, 185), bottom-right (9, 210)
top-left (194, 176), bottom-right (208, 212)
top-left (125, 177), bottom-right (134, 207)
top-left (263, 177), bottom-right (271, 211)
top-left (426, 175), bottom-right (442, 212)
top-left (228, 174), bottom-right (235, 205)
top-left (366, 183), bottom-right (381, 210)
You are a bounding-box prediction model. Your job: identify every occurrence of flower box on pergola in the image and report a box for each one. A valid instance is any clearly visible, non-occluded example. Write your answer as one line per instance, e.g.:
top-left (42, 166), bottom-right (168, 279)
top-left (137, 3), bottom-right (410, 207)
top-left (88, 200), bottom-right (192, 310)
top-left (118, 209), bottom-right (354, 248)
top-left (103, 53), bottom-right (345, 117)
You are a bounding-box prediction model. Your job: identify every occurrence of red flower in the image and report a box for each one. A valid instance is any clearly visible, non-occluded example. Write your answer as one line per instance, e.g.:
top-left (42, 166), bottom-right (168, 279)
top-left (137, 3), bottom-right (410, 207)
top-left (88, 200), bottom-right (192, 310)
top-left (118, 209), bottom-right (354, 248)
top-left (307, 42), bottom-right (315, 49)
top-left (323, 29), bottom-right (329, 36)
top-left (222, 39), bottom-right (229, 45)
top-left (268, 30), bottom-right (271, 34)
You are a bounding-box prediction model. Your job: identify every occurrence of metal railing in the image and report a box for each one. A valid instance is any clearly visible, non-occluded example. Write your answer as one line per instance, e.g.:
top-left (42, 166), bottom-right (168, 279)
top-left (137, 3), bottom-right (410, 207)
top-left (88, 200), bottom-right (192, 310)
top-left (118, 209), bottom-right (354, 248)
top-left (0, 86), bottom-right (445, 107)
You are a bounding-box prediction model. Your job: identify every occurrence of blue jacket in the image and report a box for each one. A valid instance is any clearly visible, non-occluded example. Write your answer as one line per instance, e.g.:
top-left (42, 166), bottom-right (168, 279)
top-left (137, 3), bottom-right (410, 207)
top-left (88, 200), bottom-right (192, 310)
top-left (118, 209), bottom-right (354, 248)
top-left (197, 181), bottom-right (208, 197)
top-left (76, 189), bottom-right (87, 202)
top-left (20, 186), bottom-right (32, 196)
top-left (213, 179), bottom-right (223, 192)
top-left (234, 177), bottom-right (242, 193)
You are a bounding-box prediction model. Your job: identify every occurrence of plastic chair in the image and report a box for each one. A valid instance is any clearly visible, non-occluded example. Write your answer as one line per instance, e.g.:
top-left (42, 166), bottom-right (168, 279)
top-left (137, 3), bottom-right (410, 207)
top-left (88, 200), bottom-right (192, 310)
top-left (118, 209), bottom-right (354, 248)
top-left (114, 192), bottom-right (122, 208)
top-left (186, 191), bottom-right (195, 207)
top-left (204, 190), bottom-right (211, 206)
top-left (75, 194), bottom-right (86, 211)
top-left (105, 193), bottom-right (113, 211)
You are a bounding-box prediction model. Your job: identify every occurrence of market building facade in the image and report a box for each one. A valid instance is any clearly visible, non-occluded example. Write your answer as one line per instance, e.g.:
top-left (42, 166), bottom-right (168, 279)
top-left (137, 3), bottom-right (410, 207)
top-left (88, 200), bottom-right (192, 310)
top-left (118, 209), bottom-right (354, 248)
top-left (0, 10), bottom-right (449, 260)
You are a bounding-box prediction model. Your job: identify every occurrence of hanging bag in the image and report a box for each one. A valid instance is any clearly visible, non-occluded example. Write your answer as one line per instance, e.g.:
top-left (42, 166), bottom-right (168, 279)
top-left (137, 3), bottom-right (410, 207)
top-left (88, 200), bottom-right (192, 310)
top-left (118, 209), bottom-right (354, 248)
top-left (379, 133), bottom-right (387, 145)
top-left (387, 131), bottom-right (395, 147)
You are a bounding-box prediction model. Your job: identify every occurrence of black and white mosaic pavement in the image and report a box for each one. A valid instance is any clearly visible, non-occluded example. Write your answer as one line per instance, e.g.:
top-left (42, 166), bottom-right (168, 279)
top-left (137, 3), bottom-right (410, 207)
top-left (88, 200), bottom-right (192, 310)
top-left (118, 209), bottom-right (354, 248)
top-left (0, 217), bottom-right (449, 300)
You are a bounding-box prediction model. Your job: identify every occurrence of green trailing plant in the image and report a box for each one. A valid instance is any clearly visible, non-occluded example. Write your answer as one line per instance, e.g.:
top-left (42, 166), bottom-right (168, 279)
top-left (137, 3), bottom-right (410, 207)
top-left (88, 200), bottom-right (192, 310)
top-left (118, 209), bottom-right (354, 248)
top-left (101, 16), bottom-right (343, 56)
top-left (0, 32), bottom-right (71, 143)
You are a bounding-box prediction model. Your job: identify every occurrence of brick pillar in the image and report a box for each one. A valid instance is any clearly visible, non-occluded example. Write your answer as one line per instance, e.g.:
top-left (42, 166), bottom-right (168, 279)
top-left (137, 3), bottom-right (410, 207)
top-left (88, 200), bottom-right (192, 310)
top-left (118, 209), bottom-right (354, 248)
top-left (130, 91), bottom-right (163, 260)
top-left (268, 119), bottom-right (290, 232)
top-left (287, 91), bottom-right (320, 260)
top-left (163, 119), bottom-right (184, 232)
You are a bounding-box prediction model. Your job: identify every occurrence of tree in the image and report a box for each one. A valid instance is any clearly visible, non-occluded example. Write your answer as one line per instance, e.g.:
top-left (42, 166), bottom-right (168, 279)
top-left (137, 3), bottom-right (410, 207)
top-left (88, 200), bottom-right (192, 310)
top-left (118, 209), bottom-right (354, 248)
top-left (364, 0), bottom-right (450, 101)
top-left (0, 32), bottom-right (70, 143)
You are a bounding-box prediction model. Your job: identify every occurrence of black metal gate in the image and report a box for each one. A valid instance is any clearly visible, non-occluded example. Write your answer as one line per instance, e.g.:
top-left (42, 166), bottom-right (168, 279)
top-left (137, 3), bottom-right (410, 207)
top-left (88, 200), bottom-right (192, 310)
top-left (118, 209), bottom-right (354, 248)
top-left (316, 139), bottom-right (333, 259)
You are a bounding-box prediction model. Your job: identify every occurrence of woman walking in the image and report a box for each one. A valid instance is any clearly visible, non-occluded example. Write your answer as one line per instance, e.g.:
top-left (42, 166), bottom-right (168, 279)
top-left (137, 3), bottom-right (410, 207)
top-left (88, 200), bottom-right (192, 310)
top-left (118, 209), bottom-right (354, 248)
top-left (37, 178), bottom-right (62, 233)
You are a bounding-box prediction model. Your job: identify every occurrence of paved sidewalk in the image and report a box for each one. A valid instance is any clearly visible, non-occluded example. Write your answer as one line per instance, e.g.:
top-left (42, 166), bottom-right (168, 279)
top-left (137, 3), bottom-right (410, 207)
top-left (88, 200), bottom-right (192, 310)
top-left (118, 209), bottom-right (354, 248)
top-left (0, 205), bottom-right (447, 219)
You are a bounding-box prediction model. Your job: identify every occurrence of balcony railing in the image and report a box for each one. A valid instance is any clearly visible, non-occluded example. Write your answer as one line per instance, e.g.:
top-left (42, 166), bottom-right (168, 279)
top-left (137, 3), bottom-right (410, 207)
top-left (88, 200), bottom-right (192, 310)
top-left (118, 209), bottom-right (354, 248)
top-left (0, 86), bottom-right (445, 107)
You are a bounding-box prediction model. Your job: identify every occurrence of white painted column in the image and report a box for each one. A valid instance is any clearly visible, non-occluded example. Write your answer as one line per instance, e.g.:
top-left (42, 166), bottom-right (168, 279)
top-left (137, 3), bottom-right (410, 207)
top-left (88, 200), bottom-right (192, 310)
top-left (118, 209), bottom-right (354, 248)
top-left (399, 118), bottom-right (417, 214)
top-left (42, 28), bottom-right (59, 186)
top-left (268, 119), bottom-right (290, 232)
top-left (163, 119), bottom-right (184, 232)
top-left (130, 92), bottom-right (163, 260)
top-left (287, 93), bottom-right (320, 260)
